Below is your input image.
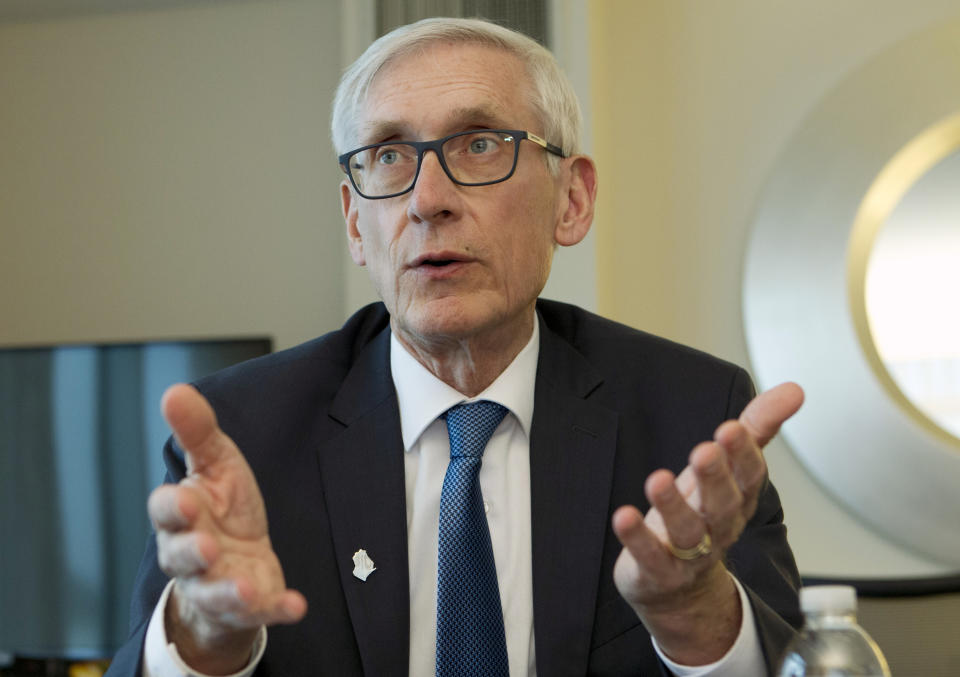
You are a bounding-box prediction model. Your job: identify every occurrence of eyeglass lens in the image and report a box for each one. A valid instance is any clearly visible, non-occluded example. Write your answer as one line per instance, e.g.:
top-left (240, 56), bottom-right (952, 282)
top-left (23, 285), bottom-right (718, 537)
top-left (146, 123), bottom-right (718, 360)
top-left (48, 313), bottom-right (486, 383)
top-left (348, 131), bottom-right (518, 197)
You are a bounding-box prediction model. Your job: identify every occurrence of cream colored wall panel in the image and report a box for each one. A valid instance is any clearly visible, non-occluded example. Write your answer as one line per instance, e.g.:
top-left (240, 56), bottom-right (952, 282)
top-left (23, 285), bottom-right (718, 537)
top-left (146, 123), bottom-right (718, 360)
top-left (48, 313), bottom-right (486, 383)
top-left (0, 0), bottom-right (346, 351)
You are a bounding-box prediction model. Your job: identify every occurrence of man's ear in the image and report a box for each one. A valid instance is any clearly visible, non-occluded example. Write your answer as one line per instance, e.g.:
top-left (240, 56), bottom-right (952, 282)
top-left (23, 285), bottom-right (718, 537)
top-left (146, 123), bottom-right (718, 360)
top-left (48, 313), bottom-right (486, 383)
top-left (553, 155), bottom-right (598, 247)
top-left (341, 180), bottom-right (366, 266)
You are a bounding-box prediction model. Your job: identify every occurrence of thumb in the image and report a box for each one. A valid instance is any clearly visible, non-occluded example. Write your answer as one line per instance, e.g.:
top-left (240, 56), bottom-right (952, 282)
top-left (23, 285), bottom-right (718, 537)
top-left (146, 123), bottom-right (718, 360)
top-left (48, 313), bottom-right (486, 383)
top-left (739, 381), bottom-right (804, 448)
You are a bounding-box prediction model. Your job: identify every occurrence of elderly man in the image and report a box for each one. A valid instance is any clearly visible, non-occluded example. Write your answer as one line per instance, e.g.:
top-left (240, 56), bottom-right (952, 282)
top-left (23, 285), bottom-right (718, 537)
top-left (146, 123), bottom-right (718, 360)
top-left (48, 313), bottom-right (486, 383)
top-left (107, 17), bottom-right (804, 677)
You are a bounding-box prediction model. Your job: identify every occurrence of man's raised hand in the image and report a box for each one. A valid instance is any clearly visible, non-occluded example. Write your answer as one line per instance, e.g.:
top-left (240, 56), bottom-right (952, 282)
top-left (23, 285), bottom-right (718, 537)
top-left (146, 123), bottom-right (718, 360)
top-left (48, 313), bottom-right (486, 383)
top-left (610, 382), bottom-right (804, 665)
top-left (147, 384), bottom-right (307, 675)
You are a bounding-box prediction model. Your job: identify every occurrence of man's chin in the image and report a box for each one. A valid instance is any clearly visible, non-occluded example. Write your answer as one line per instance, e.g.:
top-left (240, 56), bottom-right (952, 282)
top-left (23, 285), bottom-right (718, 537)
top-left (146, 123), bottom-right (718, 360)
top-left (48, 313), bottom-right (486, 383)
top-left (392, 297), bottom-right (489, 339)
top-left (397, 311), bottom-right (483, 344)
top-left (391, 297), bottom-right (533, 350)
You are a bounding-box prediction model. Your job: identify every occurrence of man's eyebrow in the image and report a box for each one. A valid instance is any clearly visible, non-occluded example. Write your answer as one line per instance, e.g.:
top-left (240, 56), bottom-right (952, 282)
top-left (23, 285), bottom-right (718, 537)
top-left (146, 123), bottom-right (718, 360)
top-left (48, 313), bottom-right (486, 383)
top-left (358, 120), bottom-right (407, 145)
top-left (445, 106), bottom-right (511, 130)
top-left (358, 106), bottom-right (514, 145)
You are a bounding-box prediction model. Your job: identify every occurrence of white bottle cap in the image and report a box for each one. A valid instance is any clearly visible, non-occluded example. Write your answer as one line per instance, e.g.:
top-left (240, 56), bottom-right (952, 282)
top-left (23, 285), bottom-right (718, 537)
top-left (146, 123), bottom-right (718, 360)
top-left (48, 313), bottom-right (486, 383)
top-left (800, 585), bottom-right (857, 614)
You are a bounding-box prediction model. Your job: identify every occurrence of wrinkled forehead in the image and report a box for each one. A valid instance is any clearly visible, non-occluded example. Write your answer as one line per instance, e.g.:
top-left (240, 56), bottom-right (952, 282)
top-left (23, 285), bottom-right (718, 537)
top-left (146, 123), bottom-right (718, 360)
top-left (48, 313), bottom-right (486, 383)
top-left (354, 42), bottom-right (540, 144)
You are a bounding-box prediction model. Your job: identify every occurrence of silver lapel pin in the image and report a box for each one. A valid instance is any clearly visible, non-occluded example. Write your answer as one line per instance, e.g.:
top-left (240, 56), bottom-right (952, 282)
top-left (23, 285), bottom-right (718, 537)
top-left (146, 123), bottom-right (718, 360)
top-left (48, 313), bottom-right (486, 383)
top-left (352, 548), bottom-right (376, 581)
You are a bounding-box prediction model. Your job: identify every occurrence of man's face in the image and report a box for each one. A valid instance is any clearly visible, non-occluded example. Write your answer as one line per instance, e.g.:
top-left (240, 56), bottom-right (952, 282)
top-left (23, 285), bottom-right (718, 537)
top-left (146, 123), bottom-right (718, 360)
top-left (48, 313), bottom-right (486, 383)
top-left (341, 43), bottom-right (571, 350)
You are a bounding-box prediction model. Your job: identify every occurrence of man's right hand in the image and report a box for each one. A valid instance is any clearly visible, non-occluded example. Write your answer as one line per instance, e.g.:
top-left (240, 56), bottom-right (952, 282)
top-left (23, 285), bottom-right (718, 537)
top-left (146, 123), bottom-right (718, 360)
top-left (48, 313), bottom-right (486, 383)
top-left (147, 384), bottom-right (307, 675)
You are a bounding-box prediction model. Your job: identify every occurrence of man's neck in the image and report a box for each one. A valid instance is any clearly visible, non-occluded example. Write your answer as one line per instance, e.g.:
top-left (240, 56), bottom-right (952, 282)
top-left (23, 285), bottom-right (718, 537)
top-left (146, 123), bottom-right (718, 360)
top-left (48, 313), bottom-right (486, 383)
top-left (390, 310), bottom-right (536, 397)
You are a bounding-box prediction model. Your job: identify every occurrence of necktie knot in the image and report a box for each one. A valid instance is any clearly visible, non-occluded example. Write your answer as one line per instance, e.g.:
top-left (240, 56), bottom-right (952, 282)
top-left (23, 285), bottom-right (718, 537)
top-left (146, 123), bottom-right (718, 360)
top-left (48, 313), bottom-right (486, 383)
top-left (442, 401), bottom-right (508, 459)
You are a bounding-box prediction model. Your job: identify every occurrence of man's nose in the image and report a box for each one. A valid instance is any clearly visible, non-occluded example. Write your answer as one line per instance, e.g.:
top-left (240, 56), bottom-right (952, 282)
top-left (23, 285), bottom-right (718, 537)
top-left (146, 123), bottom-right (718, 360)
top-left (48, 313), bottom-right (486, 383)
top-left (407, 149), bottom-right (458, 223)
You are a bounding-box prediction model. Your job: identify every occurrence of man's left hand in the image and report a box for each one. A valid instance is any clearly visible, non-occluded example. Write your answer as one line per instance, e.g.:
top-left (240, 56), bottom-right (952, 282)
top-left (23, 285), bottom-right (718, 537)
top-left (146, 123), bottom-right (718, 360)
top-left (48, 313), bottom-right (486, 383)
top-left (611, 381), bottom-right (804, 666)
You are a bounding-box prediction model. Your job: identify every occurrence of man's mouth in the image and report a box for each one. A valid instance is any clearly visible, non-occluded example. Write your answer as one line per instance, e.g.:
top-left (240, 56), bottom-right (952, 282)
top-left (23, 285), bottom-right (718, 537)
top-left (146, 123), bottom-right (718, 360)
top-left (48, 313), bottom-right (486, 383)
top-left (410, 252), bottom-right (469, 268)
top-left (409, 252), bottom-right (472, 277)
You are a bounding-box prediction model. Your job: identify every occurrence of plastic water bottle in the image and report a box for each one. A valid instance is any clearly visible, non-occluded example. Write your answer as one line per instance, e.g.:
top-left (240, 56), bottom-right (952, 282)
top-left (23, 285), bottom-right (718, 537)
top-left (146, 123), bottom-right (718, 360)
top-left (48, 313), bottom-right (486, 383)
top-left (777, 585), bottom-right (891, 676)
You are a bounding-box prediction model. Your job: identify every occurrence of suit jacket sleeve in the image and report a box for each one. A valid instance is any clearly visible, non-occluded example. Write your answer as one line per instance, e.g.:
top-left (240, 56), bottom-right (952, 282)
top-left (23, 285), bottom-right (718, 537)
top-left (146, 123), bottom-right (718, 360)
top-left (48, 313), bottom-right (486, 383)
top-left (581, 366), bottom-right (801, 676)
top-left (722, 367), bottom-right (803, 672)
top-left (530, 301), bottom-right (802, 676)
top-left (104, 438), bottom-right (184, 677)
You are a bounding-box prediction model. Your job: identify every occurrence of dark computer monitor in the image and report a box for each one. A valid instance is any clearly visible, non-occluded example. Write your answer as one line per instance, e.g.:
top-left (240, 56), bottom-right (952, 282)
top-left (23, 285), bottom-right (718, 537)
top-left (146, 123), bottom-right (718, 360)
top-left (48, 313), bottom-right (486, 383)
top-left (0, 337), bottom-right (271, 661)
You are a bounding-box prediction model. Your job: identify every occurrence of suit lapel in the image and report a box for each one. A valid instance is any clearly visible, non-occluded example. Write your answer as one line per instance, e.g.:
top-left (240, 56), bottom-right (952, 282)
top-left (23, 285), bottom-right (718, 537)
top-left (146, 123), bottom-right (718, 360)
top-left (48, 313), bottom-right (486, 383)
top-left (530, 315), bottom-right (619, 677)
top-left (320, 326), bottom-right (410, 677)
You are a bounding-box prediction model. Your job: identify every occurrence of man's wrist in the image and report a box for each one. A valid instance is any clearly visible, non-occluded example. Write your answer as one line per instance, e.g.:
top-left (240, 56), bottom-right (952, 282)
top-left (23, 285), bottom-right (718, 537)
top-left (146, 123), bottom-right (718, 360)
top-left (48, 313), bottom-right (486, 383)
top-left (165, 583), bottom-right (260, 675)
top-left (653, 575), bottom-right (765, 676)
top-left (638, 563), bottom-right (741, 666)
top-left (143, 580), bottom-right (267, 677)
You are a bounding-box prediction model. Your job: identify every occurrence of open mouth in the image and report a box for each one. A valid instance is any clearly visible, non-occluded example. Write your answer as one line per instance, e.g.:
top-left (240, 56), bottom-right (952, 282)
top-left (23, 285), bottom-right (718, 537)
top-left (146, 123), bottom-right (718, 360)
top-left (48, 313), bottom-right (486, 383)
top-left (411, 253), bottom-right (468, 269)
top-left (409, 254), bottom-right (471, 278)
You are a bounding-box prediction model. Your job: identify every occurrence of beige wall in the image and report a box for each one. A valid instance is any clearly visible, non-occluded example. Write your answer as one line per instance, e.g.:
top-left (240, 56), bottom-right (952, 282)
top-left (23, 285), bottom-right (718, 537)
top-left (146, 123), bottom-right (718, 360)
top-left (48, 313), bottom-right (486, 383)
top-left (0, 0), bottom-right (346, 352)
top-left (590, 0), bottom-right (960, 576)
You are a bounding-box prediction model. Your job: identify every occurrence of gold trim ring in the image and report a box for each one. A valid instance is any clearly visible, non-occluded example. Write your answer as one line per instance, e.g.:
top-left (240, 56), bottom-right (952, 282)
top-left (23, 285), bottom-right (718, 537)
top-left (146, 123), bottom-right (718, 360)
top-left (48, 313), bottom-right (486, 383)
top-left (667, 533), bottom-right (712, 561)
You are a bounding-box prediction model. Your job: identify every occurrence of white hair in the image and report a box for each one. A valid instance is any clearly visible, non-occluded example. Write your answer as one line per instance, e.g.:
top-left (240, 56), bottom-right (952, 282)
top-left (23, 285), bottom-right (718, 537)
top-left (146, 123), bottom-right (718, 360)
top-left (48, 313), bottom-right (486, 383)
top-left (330, 17), bottom-right (582, 172)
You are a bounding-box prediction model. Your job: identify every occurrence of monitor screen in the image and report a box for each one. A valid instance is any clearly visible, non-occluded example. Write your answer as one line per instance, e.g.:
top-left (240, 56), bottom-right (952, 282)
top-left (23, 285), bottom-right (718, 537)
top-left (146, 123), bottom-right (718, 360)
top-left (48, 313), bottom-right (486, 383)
top-left (0, 338), bottom-right (271, 660)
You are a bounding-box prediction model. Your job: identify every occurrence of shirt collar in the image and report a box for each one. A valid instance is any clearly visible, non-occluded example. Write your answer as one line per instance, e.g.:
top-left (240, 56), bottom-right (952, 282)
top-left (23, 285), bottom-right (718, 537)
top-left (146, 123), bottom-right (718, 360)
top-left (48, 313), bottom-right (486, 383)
top-left (390, 317), bottom-right (540, 451)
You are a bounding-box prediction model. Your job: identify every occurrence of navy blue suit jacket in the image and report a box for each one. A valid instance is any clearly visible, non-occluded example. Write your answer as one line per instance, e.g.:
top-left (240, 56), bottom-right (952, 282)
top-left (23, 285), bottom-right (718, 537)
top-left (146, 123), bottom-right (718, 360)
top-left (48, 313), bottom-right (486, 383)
top-left (107, 300), bottom-right (801, 676)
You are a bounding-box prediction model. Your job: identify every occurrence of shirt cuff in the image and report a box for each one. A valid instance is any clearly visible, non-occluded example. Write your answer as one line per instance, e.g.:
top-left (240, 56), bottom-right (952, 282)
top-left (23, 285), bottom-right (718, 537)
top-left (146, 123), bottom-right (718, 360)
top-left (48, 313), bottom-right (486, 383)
top-left (652, 576), bottom-right (765, 677)
top-left (142, 579), bottom-right (268, 677)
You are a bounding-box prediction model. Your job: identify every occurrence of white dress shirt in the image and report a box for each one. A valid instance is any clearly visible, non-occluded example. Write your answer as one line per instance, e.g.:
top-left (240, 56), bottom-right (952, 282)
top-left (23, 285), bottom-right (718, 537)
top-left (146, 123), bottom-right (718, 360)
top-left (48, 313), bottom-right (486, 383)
top-left (394, 321), bottom-right (540, 677)
top-left (143, 316), bottom-right (765, 676)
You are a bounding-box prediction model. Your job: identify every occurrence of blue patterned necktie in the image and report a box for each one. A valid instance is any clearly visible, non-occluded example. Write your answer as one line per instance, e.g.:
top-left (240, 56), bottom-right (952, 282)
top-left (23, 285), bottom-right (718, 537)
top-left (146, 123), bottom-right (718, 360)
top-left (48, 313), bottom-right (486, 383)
top-left (436, 400), bottom-right (510, 677)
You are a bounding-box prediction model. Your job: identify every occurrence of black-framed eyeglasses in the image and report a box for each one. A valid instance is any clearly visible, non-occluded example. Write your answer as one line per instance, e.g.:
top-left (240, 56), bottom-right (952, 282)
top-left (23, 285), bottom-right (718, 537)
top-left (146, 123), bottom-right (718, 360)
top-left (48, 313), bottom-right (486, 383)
top-left (338, 129), bottom-right (566, 200)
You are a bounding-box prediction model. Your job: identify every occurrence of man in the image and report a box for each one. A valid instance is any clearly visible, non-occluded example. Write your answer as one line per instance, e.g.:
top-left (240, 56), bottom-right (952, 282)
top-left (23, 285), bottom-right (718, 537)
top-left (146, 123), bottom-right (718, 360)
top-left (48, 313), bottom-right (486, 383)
top-left (107, 17), bottom-right (804, 677)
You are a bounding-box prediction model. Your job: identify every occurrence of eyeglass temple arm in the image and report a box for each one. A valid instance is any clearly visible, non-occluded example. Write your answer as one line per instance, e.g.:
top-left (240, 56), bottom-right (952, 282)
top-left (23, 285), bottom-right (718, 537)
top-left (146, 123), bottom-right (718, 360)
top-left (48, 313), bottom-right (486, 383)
top-left (526, 132), bottom-right (567, 158)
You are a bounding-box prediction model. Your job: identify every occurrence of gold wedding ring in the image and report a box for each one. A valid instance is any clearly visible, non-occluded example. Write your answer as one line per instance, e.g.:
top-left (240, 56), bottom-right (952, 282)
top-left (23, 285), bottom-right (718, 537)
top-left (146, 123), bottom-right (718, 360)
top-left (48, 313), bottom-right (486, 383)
top-left (667, 533), bottom-right (712, 561)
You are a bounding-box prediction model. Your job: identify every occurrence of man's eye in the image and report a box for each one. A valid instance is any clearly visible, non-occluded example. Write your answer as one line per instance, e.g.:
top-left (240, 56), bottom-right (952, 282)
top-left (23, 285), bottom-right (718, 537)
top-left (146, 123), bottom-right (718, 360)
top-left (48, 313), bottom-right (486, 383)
top-left (468, 137), bottom-right (497, 154)
top-left (377, 149), bottom-right (399, 165)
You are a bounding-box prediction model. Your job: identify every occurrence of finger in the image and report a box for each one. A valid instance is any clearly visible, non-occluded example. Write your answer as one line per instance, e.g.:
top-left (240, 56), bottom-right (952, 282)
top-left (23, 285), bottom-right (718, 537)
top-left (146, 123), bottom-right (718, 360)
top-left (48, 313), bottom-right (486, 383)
top-left (645, 469), bottom-right (705, 551)
top-left (713, 420), bottom-right (766, 495)
top-left (161, 384), bottom-right (237, 474)
top-left (156, 530), bottom-right (219, 577)
top-left (738, 382), bottom-right (804, 448)
top-left (148, 484), bottom-right (200, 532)
top-left (690, 442), bottom-right (744, 545)
top-left (235, 578), bottom-right (309, 625)
top-left (177, 578), bottom-right (249, 622)
top-left (278, 590), bottom-right (309, 624)
top-left (272, 590), bottom-right (309, 625)
top-left (611, 504), bottom-right (675, 571)
top-left (178, 577), bottom-right (308, 627)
